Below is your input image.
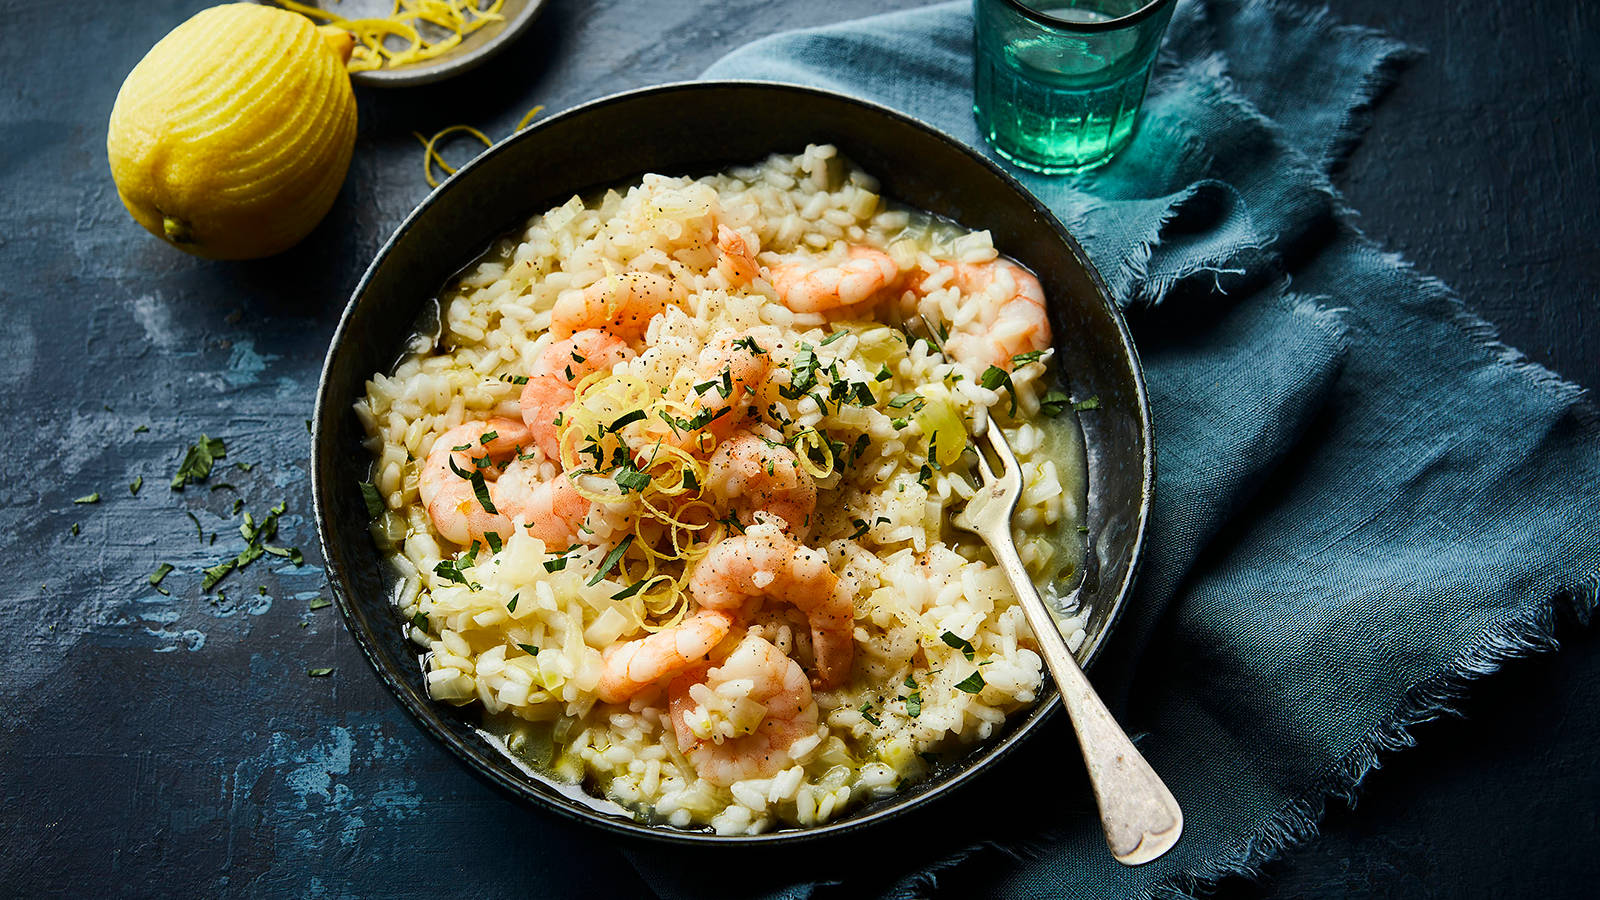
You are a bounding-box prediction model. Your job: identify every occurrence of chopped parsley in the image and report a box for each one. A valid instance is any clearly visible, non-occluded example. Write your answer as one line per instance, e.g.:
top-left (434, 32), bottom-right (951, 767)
top-left (148, 563), bottom-right (174, 592)
top-left (133, 424), bottom-right (149, 434)
top-left (887, 392), bottom-right (922, 410)
top-left (614, 464), bottom-right (650, 493)
top-left (307, 667), bottom-right (334, 678)
top-left (820, 329), bottom-right (848, 346)
top-left (171, 434), bottom-right (227, 489)
top-left (129, 476), bottom-right (142, 495)
top-left (587, 534), bottom-right (634, 586)
top-left (858, 703), bottom-right (881, 727)
top-left (979, 366), bottom-right (1019, 415)
top-left (479, 430), bottom-right (499, 445)
top-left (433, 559), bottom-right (469, 586)
top-left (954, 671), bottom-right (987, 694)
top-left (1039, 390), bottom-right (1071, 417)
top-left (506, 593), bottom-right (519, 613)
top-left (611, 580), bottom-right (647, 601)
top-left (542, 553), bottom-right (569, 573)
top-left (940, 631), bottom-right (976, 661)
top-left (484, 531), bottom-right (503, 553)
top-left (516, 643), bottom-right (539, 657)
top-left (358, 481), bottom-right (385, 518)
top-left (1073, 395), bottom-right (1101, 411)
top-left (875, 364), bottom-right (893, 382)
top-left (73, 493), bottom-right (99, 505)
top-left (468, 469), bottom-right (498, 514)
top-left (309, 598), bottom-right (332, 611)
top-left (609, 410), bottom-right (646, 432)
top-left (410, 611), bottom-right (429, 631)
top-left (904, 690), bottom-right (922, 718)
top-left (1010, 349), bottom-right (1046, 366)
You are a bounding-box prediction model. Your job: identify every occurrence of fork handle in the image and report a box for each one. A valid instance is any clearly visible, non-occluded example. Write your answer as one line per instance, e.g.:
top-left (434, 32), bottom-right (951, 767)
top-left (989, 537), bottom-right (1184, 865)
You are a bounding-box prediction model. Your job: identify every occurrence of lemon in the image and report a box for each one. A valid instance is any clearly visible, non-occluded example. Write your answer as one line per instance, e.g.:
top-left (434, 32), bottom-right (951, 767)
top-left (107, 4), bottom-right (358, 260)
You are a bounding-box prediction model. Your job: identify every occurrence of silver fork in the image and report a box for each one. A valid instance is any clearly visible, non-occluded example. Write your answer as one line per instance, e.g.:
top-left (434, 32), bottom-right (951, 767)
top-left (959, 420), bottom-right (1183, 865)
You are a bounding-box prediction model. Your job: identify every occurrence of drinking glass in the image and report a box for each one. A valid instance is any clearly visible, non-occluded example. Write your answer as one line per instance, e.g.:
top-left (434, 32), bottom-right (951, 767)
top-left (974, 0), bottom-right (1177, 174)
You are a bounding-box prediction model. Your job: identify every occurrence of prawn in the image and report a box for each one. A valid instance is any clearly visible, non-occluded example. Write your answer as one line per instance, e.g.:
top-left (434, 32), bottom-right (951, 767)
top-left (716, 224), bottom-right (761, 286)
top-left (688, 521), bottom-right (853, 689)
top-left (551, 271), bottom-right (683, 342)
top-left (668, 632), bottom-right (819, 787)
top-left (520, 329), bottom-right (635, 460)
top-left (770, 245), bottom-right (899, 313)
top-left (416, 418), bottom-right (531, 548)
top-left (705, 432), bottom-right (816, 540)
top-left (918, 259), bottom-right (1050, 372)
top-left (595, 608), bottom-right (735, 704)
top-left (490, 459), bottom-right (592, 548)
top-left (681, 328), bottom-right (776, 444)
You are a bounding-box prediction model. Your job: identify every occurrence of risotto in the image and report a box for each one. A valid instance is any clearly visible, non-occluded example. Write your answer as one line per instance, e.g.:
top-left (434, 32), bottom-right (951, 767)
top-left (356, 145), bottom-right (1089, 834)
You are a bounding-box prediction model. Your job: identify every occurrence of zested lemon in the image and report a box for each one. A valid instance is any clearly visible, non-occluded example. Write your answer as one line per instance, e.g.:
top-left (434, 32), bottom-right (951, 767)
top-left (107, 4), bottom-right (358, 260)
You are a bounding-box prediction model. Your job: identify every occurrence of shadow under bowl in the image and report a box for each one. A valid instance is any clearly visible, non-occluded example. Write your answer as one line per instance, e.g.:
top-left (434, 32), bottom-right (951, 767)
top-left (312, 80), bottom-right (1153, 844)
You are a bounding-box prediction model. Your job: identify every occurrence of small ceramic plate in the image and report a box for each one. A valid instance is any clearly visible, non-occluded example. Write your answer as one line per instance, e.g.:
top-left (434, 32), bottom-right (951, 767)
top-left (285, 0), bottom-right (546, 87)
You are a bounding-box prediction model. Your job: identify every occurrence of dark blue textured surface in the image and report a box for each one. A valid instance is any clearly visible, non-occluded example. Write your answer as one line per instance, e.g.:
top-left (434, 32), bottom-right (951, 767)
top-left (1, 0), bottom-right (1595, 897)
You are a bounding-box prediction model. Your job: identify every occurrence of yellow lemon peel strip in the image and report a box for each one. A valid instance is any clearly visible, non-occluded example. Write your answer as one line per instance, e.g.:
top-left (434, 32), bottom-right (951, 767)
top-left (412, 125), bottom-right (493, 188)
top-left (276, 0), bottom-right (505, 72)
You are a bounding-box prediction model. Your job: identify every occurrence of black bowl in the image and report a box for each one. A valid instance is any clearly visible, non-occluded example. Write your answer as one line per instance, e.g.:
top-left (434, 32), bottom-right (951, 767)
top-left (312, 80), bottom-right (1153, 844)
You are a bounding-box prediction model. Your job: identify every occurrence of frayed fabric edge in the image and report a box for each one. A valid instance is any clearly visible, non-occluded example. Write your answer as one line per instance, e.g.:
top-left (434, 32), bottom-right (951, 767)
top-left (1145, 571), bottom-right (1600, 900)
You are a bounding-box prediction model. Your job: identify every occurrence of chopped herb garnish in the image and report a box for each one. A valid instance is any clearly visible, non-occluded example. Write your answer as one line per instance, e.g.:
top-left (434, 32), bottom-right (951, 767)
top-left (479, 430), bottom-right (499, 445)
top-left (858, 703), bottom-right (881, 727)
top-left (171, 434), bottom-right (227, 489)
top-left (309, 598), bottom-right (332, 611)
top-left (875, 364), bottom-right (893, 382)
top-left (410, 611), bottom-right (429, 631)
top-left (611, 580), bottom-right (647, 600)
top-left (469, 469), bottom-right (498, 514)
top-left (433, 559), bottom-right (468, 586)
top-left (148, 563), bottom-right (174, 589)
top-left (980, 366), bottom-right (1019, 415)
top-left (1073, 396), bottom-right (1101, 411)
top-left (891, 417), bottom-right (909, 430)
top-left (235, 461), bottom-right (254, 472)
top-left (231, 498), bottom-right (244, 516)
top-left (506, 593), bottom-right (519, 613)
top-left (129, 476), bottom-right (142, 495)
top-left (570, 351), bottom-right (586, 363)
top-left (820, 330), bottom-right (847, 346)
top-left (888, 392), bottom-right (923, 410)
top-left (848, 518), bottom-right (871, 540)
top-left (133, 424), bottom-right (149, 434)
top-left (941, 631), bottom-right (976, 661)
top-left (502, 374), bottom-right (529, 385)
top-left (905, 691), bottom-right (922, 717)
top-left (609, 410), bottom-right (646, 431)
top-left (614, 465), bottom-right (650, 493)
top-left (682, 468), bottom-right (700, 492)
top-left (954, 671), bottom-right (987, 694)
top-left (307, 667), bottom-right (334, 678)
top-left (450, 443), bottom-right (471, 452)
top-left (484, 531), bottom-right (503, 553)
top-left (358, 481), bottom-right (385, 518)
top-left (73, 493), bottom-right (99, 505)
top-left (1039, 390), bottom-right (1071, 417)
top-left (516, 643), bottom-right (539, 657)
top-left (542, 553), bottom-right (569, 573)
top-left (1011, 350), bottom-right (1046, 366)
top-left (692, 379), bottom-right (718, 395)
top-left (587, 535), bottom-right (634, 586)
top-left (903, 674), bottom-right (918, 689)
top-left (850, 382), bottom-right (876, 407)
top-left (186, 510), bottom-right (203, 541)
top-left (202, 560), bottom-right (235, 591)
top-left (69, 523), bottom-right (80, 536)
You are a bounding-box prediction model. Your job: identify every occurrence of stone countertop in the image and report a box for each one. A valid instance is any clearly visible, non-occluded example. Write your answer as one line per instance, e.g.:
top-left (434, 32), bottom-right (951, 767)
top-left (1, 0), bottom-right (1594, 896)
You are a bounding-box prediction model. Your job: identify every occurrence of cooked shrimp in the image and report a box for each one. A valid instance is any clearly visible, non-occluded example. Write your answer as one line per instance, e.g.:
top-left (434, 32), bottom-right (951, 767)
top-left (922, 259), bottom-right (1050, 372)
top-left (716, 224), bottom-right (761, 286)
top-left (683, 328), bottom-right (776, 443)
top-left (770, 245), bottom-right (899, 313)
top-left (668, 632), bottom-right (819, 787)
top-left (490, 460), bottom-right (592, 547)
top-left (551, 271), bottom-right (683, 341)
top-left (689, 521), bottom-right (853, 689)
top-left (417, 418), bottom-right (530, 547)
top-left (595, 608), bottom-right (735, 704)
top-left (520, 329), bottom-right (635, 460)
top-left (706, 433), bottom-right (816, 539)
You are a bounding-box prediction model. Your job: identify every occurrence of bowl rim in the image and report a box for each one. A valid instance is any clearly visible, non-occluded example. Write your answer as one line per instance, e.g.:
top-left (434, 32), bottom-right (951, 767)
top-left (312, 78), bottom-right (1154, 845)
top-left (345, 0), bottom-right (549, 88)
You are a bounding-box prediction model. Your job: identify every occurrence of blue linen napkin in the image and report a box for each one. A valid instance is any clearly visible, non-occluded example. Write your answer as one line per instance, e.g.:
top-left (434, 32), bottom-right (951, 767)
top-left (620, 1), bottom-right (1600, 897)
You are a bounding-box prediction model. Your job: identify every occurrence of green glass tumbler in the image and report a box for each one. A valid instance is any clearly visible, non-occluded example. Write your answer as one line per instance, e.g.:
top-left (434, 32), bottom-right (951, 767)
top-left (974, 0), bottom-right (1177, 174)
